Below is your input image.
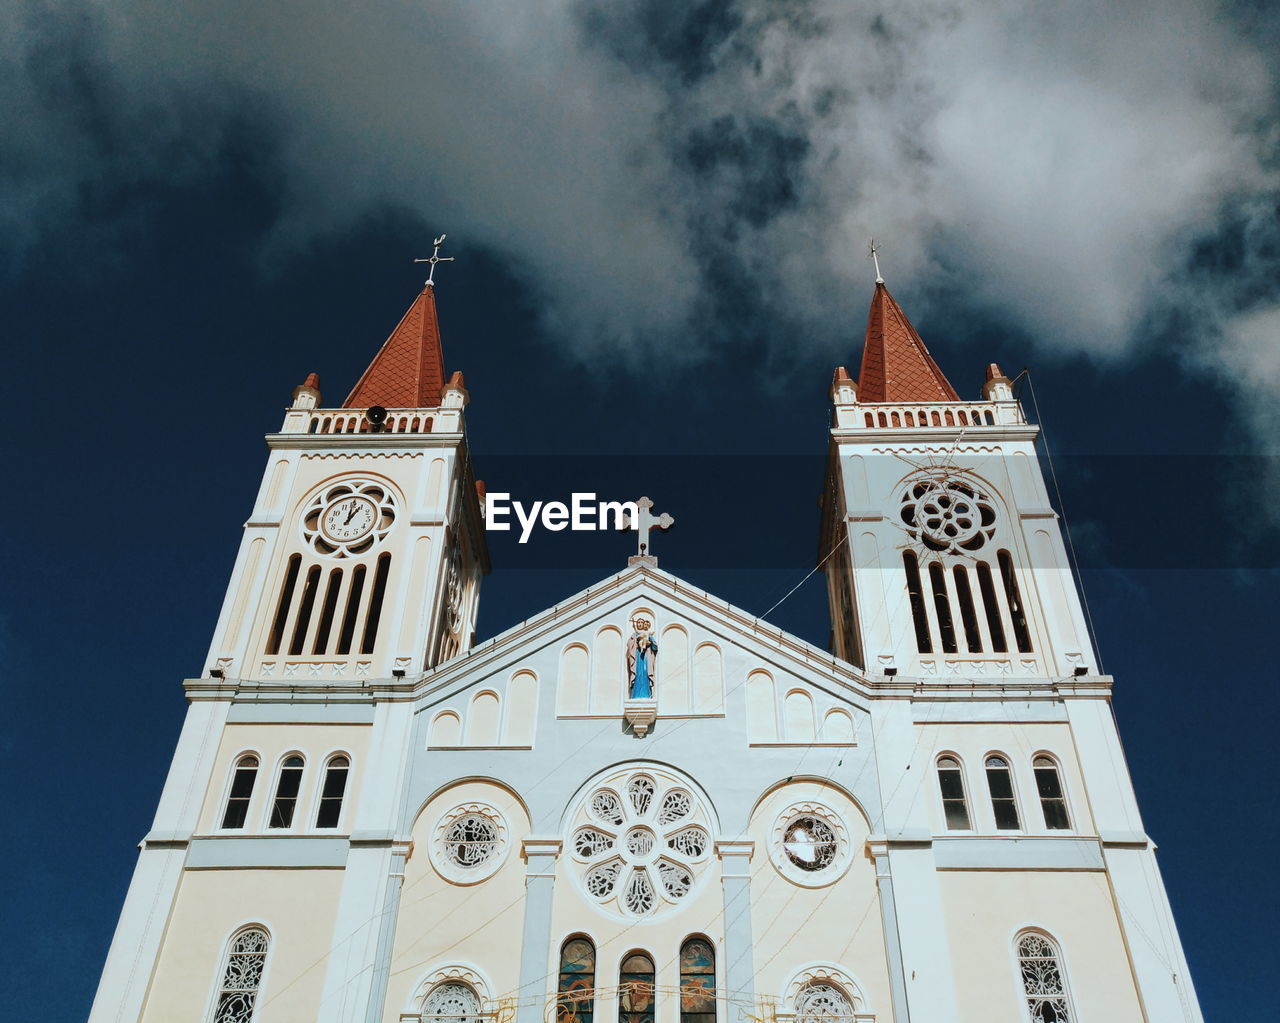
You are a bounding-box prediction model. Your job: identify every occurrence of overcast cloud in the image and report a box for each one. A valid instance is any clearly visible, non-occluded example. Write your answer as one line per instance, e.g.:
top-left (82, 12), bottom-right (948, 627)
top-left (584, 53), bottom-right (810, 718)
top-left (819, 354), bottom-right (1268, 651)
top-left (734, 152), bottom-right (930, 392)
top-left (4, 0), bottom-right (1279, 442)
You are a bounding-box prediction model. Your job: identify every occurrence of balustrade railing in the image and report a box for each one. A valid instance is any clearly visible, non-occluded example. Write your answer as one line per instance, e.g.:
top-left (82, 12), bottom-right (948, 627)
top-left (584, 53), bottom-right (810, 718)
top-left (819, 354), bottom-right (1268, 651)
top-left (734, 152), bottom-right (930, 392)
top-left (850, 401), bottom-right (1024, 429)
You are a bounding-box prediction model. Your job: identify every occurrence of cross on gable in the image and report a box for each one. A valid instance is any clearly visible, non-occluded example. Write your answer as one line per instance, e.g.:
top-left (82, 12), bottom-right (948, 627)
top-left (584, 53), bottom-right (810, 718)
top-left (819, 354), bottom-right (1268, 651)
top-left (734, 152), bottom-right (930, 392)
top-left (623, 496), bottom-right (674, 565)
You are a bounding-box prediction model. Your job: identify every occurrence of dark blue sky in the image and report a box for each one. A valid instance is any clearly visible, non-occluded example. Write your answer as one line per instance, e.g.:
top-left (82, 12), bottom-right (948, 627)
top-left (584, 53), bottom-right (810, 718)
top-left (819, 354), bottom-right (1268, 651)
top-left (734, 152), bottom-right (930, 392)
top-left (3, 2), bottom-right (1278, 1019)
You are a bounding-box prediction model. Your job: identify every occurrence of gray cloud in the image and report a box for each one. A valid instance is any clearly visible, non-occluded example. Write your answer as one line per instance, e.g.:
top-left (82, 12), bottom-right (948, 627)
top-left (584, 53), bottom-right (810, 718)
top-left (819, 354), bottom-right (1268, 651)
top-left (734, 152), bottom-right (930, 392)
top-left (4, 0), bottom-right (1279, 431)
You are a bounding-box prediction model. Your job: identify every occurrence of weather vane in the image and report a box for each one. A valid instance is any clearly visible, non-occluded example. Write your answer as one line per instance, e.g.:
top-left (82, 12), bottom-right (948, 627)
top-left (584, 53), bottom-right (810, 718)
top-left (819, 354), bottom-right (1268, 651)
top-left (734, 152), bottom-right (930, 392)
top-left (414, 234), bottom-right (455, 287)
top-left (868, 238), bottom-right (884, 284)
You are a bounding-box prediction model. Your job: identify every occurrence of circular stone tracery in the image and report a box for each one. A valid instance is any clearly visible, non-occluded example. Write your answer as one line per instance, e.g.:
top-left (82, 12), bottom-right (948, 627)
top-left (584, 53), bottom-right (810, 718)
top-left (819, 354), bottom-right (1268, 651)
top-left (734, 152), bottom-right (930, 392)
top-left (570, 769), bottom-right (711, 919)
top-left (899, 474), bottom-right (996, 554)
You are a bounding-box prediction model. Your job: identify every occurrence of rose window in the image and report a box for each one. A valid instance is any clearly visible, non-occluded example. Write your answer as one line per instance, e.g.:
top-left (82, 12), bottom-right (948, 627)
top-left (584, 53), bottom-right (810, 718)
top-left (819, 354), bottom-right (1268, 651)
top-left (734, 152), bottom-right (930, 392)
top-left (900, 475), bottom-right (996, 554)
top-left (570, 769), bottom-right (712, 919)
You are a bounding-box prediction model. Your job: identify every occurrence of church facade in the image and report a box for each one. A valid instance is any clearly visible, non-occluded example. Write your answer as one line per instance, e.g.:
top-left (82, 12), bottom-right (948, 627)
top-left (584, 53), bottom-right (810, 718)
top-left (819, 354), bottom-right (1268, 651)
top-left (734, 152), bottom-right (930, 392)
top-left (90, 275), bottom-right (1203, 1023)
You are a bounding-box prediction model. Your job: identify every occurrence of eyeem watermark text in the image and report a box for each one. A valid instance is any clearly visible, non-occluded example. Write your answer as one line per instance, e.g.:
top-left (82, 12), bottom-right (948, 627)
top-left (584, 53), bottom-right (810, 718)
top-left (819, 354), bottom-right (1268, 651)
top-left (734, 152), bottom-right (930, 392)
top-left (485, 493), bottom-right (638, 543)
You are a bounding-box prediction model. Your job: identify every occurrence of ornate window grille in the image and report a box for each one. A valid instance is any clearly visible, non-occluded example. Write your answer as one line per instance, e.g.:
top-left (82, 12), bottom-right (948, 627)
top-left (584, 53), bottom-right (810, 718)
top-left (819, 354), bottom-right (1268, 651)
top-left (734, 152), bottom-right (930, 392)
top-left (444, 814), bottom-right (500, 867)
top-left (557, 937), bottom-right (596, 1023)
top-left (209, 927), bottom-right (269, 1023)
top-left (422, 981), bottom-right (483, 1023)
top-left (794, 981), bottom-right (854, 1022)
top-left (1016, 932), bottom-right (1074, 1022)
top-left (627, 776), bottom-right (655, 817)
top-left (782, 816), bottom-right (837, 871)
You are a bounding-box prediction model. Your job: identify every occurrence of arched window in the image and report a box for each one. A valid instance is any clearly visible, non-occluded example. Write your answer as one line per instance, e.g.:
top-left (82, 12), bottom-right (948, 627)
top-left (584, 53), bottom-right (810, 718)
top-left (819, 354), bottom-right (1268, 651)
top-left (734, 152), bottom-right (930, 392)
top-left (679, 937), bottom-right (716, 1023)
top-left (557, 936), bottom-right (596, 1023)
top-left (794, 980), bottom-right (854, 1021)
top-left (220, 755), bottom-right (259, 830)
top-left (1016, 931), bottom-right (1074, 1021)
top-left (936, 755), bottom-right (971, 830)
top-left (268, 755), bottom-right (305, 829)
top-left (422, 982), bottom-right (482, 1023)
top-left (314, 755), bottom-right (350, 829)
top-left (985, 755), bottom-right (1021, 830)
top-left (975, 562), bottom-right (1008, 652)
top-left (266, 555), bottom-right (301, 655)
top-left (952, 566), bottom-right (983, 652)
top-left (903, 552), bottom-right (932, 653)
top-left (619, 952), bottom-right (655, 1023)
top-left (928, 563), bottom-right (958, 653)
top-left (998, 550), bottom-right (1033, 652)
top-left (209, 926), bottom-right (269, 1022)
top-left (1033, 756), bottom-right (1071, 830)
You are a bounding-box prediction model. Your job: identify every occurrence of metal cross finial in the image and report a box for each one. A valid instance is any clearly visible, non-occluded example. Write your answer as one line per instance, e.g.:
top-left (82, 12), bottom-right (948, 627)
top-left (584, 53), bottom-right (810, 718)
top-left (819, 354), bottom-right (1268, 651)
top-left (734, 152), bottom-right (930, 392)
top-left (868, 238), bottom-right (884, 284)
top-left (413, 234), bottom-right (455, 287)
top-left (623, 496), bottom-right (674, 564)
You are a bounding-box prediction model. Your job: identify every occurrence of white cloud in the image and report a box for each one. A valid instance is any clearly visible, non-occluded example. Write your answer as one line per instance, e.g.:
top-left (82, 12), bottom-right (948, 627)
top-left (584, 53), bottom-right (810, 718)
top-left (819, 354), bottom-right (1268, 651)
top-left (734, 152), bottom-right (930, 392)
top-left (3, 0), bottom-right (1278, 435)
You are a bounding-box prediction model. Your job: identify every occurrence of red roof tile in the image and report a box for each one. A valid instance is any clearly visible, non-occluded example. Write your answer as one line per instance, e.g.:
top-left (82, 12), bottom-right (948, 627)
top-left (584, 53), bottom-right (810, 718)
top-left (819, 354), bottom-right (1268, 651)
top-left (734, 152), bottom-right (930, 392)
top-left (343, 285), bottom-right (448, 409)
top-left (856, 282), bottom-right (960, 403)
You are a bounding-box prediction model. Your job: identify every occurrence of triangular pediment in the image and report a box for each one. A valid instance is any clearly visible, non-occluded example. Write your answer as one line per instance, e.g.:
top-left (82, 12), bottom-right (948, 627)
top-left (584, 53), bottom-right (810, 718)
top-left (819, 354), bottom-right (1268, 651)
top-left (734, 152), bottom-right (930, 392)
top-left (416, 563), bottom-right (877, 752)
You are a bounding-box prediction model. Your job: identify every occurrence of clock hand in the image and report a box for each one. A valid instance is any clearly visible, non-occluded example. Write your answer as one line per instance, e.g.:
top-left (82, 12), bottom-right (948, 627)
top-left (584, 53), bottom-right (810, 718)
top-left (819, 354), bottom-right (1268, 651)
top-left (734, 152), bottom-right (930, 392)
top-left (344, 501), bottom-right (358, 525)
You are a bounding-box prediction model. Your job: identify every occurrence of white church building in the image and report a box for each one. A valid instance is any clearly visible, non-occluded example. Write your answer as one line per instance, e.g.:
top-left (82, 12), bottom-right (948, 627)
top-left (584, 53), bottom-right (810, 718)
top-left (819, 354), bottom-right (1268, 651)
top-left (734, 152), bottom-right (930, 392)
top-left (90, 271), bottom-right (1204, 1023)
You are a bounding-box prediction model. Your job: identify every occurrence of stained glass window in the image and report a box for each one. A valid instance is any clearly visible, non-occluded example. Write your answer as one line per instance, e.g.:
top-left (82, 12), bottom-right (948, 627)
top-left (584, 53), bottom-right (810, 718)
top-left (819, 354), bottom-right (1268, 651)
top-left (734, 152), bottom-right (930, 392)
top-left (557, 937), bottom-right (596, 1023)
top-left (619, 953), bottom-right (655, 1023)
top-left (679, 938), bottom-right (715, 1023)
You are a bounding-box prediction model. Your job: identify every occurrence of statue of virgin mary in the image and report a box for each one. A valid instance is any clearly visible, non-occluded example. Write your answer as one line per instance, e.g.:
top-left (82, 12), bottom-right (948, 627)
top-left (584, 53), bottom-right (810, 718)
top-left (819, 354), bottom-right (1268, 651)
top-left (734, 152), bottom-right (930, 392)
top-left (626, 617), bottom-right (658, 699)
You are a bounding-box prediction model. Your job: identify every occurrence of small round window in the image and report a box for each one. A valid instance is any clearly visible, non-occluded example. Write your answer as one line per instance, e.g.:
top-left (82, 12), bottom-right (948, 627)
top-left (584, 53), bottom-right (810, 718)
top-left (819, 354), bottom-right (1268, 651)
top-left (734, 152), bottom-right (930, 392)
top-left (432, 803), bottom-right (508, 883)
top-left (783, 816), bottom-right (837, 871)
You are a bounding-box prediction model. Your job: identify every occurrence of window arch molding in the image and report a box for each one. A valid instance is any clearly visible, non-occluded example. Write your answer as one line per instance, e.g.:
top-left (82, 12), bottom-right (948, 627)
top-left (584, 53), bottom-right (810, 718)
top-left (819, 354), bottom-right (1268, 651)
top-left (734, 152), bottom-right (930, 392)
top-left (782, 963), bottom-right (869, 1020)
top-left (217, 749), bottom-right (264, 832)
top-left (264, 750), bottom-right (308, 831)
top-left (204, 921), bottom-right (273, 1023)
top-left (407, 963), bottom-right (493, 1020)
top-left (1010, 927), bottom-right (1076, 1022)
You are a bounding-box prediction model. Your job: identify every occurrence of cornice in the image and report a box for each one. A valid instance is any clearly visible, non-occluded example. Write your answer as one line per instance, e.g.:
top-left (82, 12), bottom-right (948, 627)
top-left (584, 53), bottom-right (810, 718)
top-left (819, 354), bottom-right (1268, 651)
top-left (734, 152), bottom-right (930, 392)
top-left (830, 425), bottom-right (1040, 444)
top-left (266, 433), bottom-right (464, 452)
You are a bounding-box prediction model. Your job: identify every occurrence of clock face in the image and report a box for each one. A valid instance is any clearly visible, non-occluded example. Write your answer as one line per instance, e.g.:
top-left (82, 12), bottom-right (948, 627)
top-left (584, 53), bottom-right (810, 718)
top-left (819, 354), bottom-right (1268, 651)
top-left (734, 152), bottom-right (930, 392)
top-left (320, 495), bottom-right (378, 543)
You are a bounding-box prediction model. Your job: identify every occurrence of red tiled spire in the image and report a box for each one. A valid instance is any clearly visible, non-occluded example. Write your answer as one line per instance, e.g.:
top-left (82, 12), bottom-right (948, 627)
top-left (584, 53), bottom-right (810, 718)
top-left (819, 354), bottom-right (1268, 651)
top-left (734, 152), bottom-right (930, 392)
top-left (343, 285), bottom-right (448, 409)
top-left (856, 282), bottom-right (960, 403)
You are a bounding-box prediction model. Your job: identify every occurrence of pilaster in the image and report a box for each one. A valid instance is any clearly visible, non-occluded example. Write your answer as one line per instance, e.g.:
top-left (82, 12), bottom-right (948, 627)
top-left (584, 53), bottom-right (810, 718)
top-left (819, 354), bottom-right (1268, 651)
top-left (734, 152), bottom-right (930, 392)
top-left (516, 837), bottom-right (562, 1023)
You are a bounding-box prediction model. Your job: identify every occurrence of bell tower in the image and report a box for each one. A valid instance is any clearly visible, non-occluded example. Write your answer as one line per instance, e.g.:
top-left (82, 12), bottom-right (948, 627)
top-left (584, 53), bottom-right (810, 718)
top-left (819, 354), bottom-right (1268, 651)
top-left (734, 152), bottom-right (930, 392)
top-left (820, 280), bottom-right (1095, 679)
top-left (203, 281), bottom-right (488, 684)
